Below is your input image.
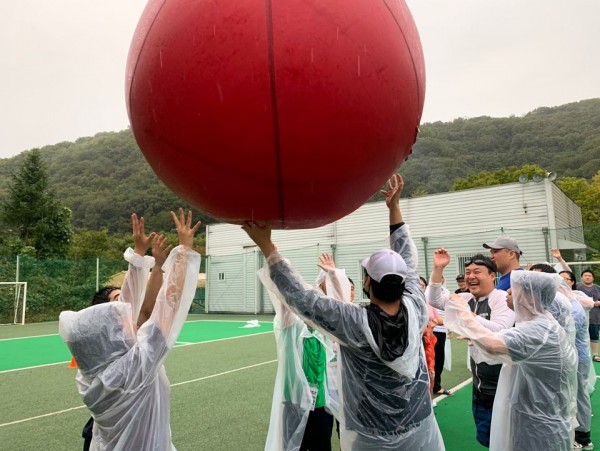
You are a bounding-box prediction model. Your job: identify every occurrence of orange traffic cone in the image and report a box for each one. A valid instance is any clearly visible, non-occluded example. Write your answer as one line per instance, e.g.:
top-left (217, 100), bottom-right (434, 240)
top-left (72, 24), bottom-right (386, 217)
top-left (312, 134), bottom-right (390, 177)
top-left (68, 357), bottom-right (77, 368)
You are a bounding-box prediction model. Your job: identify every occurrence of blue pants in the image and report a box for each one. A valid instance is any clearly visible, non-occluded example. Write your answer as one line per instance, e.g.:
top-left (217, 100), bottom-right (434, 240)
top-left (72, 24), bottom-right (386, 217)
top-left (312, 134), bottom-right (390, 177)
top-left (472, 401), bottom-right (493, 448)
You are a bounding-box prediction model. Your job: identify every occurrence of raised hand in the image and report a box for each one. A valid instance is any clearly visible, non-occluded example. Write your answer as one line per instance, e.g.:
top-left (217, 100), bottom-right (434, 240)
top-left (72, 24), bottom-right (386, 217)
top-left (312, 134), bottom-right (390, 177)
top-left (241, 221), bottom-right (276, 257)
top-left (317, 253), bottom-right (336, 272)
top-left (132, 213), bottom-right (157, 256)
top-left (550, 248), bottom-right (562, 260)
top-left (152, 234), bottom-right (173, 269)
top-left (170, 208), bottom-right (201, 249)
top-left (433, 248), bottom-right (451, 269)
top-left (380, 173), bottom-right (404, 209)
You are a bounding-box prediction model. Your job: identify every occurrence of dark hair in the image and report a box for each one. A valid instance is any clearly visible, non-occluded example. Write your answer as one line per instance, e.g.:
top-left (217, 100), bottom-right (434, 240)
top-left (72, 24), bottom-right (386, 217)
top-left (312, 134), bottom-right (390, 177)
top-left (559, 270), bottom-right (577, 286)
top-left (348, 277), bottom-right (355, 287)
top-left (464, 254), bottom-right (497, 274)
top-left (582, 269), bottom-right (594, 277)
top-left (370, 274), bottom-right (406, 302)
top-left (529, 263), bottom-right (556, 274)
top-left (91, 286), bottom-right (120, 306)
top-left (419, 276), bottom-right (428, 288)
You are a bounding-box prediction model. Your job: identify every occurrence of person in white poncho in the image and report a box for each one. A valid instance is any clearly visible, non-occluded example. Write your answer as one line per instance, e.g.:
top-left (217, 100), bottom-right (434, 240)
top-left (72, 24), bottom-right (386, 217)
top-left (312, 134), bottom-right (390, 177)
top-left (80, 213), bottom-right (173, 451)
top-left (259, 252), bottom-right (351, 451)
top-left (242, 174), bottom-right (444, 451)
top-left (445, 270), bottom-right (578, 451)
top-left (59, 209), bottom-right (201, 451)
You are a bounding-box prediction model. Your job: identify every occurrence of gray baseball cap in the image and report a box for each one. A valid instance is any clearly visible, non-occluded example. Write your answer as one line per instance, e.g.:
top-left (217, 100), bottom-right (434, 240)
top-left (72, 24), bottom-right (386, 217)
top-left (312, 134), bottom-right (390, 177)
top-left (483, 237), bottom-right (522, 255)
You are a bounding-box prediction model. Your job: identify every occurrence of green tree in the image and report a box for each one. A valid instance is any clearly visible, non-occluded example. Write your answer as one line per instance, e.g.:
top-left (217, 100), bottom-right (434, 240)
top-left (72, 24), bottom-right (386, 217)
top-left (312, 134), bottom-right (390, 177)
top-left (32, 203), bottom-right (74, 258)
top-left (1, 149), bottom-right (73, 257)
top-left (557, 171), bottom-right (600, 261)
top-left (557, 172), bottom-right (600, 224)
top-left (450, 165), bottom-right (547, 191)
top-left (450, 166), bottom-right (600, 260)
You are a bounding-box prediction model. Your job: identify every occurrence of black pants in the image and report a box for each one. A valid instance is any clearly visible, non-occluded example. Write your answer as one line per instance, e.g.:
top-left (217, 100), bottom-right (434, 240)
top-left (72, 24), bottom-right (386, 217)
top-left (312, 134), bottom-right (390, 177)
top-left (82, 417), bottom-right (93, 451)
top-left (433, 331), bottom-right (446, 393)
top-left (575, 430), bottom-right (591, 446)
top-left (300, 407), bottom-right (334, 451)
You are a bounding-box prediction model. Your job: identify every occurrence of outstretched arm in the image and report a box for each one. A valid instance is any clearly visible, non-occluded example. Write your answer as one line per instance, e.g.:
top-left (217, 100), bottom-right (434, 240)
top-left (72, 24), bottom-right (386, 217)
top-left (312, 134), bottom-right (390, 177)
top-left (317, 253), bottom-right (352, 302)
top-left (430, 248), bottom-right (450, 285)
top-left (381, 174), bottom-right (427, 329)
top-left (150, 209), bottom-right (201, 338)
top-left (445, 294), bottom-right (508, 355)
top-left (551, 248), bottom-right (571, 272)
top-left (137, 234), bottom-right (173, 327)
top-left (382, 174), bottom-right (415, 269)
top-left (381, 173), bottom-right (404, 227)
top-left (115, 210), bottom-right (201, 388)
top-left (121, 214), bottom-right (157, 322)
top-left (244, 222), bottom-right (367, 347)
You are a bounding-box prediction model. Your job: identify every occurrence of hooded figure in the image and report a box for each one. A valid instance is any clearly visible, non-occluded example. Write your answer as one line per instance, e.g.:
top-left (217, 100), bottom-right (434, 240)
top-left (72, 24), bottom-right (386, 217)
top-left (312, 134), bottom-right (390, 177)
top-left (59, 243), bottom-right (200, 451)
top-left (446, 270), bottom-right (578, 451)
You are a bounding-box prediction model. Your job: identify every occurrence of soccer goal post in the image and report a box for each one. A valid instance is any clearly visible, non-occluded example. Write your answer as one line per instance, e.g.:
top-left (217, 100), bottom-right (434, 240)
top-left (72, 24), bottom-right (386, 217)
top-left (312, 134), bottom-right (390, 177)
top-left (0, 282), bottom-right (28, 325)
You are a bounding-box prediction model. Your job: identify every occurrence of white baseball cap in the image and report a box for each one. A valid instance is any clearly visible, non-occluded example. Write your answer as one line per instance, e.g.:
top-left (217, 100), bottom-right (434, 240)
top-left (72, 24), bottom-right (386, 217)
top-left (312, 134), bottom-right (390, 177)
top-left (361, 249), bottom-right (408, 282)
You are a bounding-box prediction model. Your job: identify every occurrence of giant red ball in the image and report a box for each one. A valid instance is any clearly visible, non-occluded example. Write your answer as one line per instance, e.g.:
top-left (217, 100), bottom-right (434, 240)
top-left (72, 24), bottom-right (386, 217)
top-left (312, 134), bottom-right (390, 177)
top-left (126, 0), bottom-right (425, 229)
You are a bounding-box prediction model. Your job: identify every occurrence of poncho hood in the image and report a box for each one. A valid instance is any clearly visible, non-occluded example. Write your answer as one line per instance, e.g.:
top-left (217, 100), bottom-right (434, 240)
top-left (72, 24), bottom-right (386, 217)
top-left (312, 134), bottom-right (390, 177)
top-left (59, 302), bottom-right (136, 378)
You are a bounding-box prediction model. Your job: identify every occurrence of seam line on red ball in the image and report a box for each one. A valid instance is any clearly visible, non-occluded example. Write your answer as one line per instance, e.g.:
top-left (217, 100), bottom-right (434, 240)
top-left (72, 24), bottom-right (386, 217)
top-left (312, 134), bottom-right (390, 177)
top-left (265, 0), bottom-right (286, 228)
top-left (127, 0), bottom-right (170, 111)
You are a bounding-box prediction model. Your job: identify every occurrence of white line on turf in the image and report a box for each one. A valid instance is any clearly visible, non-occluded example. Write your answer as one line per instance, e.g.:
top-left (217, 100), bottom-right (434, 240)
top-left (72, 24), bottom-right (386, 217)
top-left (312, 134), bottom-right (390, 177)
top-left (0, 406), bottom-right (87, 427)
top-left (0, 361), bottom-right (72, 374)
top-left (0, 333), bottom-right (59, 341)
top-left (174, 342), bottom-right (194, 347)
top-left (170, 359), bottom-right (277, 387)
top-left (0, 331), bottom-right (274, 374)
top-left (433, 377), bottom-right (472, 402)
top-left (0, 320), bottom-right (274, 342)
top-left (184, 319), bottom-right (274, 324)
top-left (0, 359), bottom-right (278, 428)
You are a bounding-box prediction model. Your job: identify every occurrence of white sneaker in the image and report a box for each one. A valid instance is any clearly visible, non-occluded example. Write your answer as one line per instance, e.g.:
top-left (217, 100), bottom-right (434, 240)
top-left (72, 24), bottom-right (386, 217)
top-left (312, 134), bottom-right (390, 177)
top-left (583, 443), bottom-right (594, 450)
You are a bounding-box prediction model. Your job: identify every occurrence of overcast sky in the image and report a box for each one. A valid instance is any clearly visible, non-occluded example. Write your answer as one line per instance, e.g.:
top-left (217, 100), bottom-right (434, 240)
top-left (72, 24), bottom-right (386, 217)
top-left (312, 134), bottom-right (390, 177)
top-left (1, 0), bottom-right (599, 159)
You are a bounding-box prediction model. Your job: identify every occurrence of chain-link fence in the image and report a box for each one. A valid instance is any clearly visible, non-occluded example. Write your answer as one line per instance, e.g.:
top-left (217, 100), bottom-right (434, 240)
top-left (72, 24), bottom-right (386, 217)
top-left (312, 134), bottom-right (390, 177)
top-left (0, 224), bottom-right (598, 322)
top-left (0, 256), bottom-right (127, 323)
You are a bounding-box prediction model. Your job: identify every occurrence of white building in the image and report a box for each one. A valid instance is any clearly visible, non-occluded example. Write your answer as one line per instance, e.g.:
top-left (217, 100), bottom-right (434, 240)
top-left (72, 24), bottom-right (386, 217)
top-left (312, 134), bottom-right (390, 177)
top-left (205, 179), bottom-right (587, 314)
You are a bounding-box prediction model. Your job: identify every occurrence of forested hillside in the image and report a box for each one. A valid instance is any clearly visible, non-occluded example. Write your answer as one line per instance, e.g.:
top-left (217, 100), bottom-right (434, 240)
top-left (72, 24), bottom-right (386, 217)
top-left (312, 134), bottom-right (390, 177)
top-left (400, 98), bottom-right (600, 195)
top-left (0, 98), bottom-right (598, 234)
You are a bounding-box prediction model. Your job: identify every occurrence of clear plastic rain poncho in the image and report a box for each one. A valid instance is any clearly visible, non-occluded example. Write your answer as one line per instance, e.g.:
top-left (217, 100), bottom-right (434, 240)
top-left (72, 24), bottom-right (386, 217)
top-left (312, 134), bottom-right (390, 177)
top-left (258, 265), bottom-right (349, 451)
top-left (547, 290), bottom-right (576, 344)
top-left (314, 267), bottom-right (352, 419)
top-left (445, 270), bottom-right (578, 451)
top-left (557, 282), bottom-right (595, 434)
top-left (261, 225), bottom-right (444, 450)
top-left (59, 246), bottom-right (201, 451)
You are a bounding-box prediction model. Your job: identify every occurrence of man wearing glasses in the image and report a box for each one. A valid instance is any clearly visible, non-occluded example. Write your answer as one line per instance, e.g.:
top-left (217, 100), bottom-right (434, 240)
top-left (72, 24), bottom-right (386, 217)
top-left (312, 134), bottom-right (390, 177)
top-left (426, 250), bottom-right (515, 448)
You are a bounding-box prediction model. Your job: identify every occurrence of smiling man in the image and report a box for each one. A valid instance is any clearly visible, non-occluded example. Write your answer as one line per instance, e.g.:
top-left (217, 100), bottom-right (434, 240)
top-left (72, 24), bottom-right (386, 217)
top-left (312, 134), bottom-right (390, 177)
top-left (426, 250), bottom-right (515, 448)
